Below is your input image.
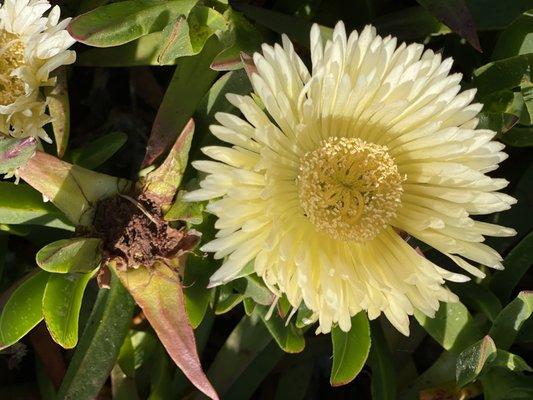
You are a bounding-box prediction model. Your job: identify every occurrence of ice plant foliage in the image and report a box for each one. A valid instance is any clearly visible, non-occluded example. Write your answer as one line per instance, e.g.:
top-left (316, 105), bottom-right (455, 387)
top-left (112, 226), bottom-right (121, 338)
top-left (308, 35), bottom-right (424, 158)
top-left (0, 0), bottom-right (75, 142)
top-left (186, 22), bottom-right (516, 336)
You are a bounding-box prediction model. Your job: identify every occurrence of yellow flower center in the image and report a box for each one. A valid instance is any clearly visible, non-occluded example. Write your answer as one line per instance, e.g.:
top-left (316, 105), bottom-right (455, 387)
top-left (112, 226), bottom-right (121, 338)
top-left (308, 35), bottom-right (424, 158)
top-left (0, 29), bottom-right (25, 106)
top-left (298, 137), bottom-right (404, 242)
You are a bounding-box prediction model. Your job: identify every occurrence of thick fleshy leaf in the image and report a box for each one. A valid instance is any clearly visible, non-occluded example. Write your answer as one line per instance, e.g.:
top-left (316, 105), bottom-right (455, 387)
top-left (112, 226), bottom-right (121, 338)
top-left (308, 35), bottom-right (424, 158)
top-left (0, 271), bottom-right (49, 349)
top-left (142, 37), bottom-right (221, 167)
top-left (68, 0), bottom-right (199, 47)
top-left (501, 127), bottom-right (533, 147)
top-left (456, 336), bottom-right (497, 387)
top-left (416, 0), bottom-right (481, 51)
top-left (70, 131), bottom-right (128, 169)
top-left (0, 182), bottom-right (72, 230)
top-left (415, 301), bottom-right (483, 354)
top-left (489, 291), bottom-right (533, 350)
top-left (490, 232), bottom-right (533, 302)
top-left (481, 366), bottom-right (533, 400)
top-left (0, 136), bottom-right (37, 175)
top-left (255, 304), bottom-right (305, 353)
top-left (42, 272), bottom-right (93, 348)
top-left (114, 262), bottom-right (218, 400)
top-left (473, 54), bottom-right (533, 99)
top-left (157, 6), bottom-right (226, 64)
top-left (56, 270), bottom-right (134, 400)
top-left (368, 321), bottom-right (396, 400)
top-left (36, 238), bottom-right (102, 273)
top-left (45, 68), bottom-right (70, 158)
top-left (204, 312), bottom-right (277, 398)
top-left (18, 151), bottom-right (131, 225)
top-left (489, 350), bottom-right (533, 372)
top-left (143, 119), bottom-right (194, 206)
top-left (449, 282), bottom-right (502, 322)
top-left (211, 9), bottom-right (263, 70)
top-left (330, 312), bottom-right (371, 386)
top-left (76, 32), bottom-right (176, 67)
top-left (492, 11), bottom-right (533, 60)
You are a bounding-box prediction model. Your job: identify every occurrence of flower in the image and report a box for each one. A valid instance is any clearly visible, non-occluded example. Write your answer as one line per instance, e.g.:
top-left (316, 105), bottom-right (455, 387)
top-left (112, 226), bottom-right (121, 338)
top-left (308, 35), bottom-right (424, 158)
top-left (0, 0), bottom-right (75, 142)
top-left (185, 22), bottom-right (516, 335)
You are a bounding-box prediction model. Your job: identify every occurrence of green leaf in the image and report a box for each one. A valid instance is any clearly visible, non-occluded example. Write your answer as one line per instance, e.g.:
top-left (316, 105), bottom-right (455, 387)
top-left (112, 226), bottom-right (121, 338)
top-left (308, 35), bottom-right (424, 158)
top-left (473, 54), bottom-right (533, 99)
top-left (215, 287), bottom-right (244, 315)
top-left (467, 0), bottom-right (529, 31)
top-left (42, 272), bottom-right (93, 348)
top-left (0, 271), bottom-right (49, 349)
top-left (203, 312), bottom-right (276, 398)
top-left (490, 232), bottom-right (533, 301)
top-left (415, 301), bottom-right (483, 354)
top-left (142, 36), bottom-right (221, 167)
top-left (18, 151), bottom-right (131, 226)
top-left (211, 9), bottom-right (263, 70)
top-left (368, 321), bottom-right (396, 400)
top-left (45, 68), bottom-right (70, 158)
top-left (489, 350), bottom-right (533, 372)
top-left (255, 304), bottom-right (306, 353)
top-left (117, 333), bottom-right (136, 378)
top-left (242, 275), bottom-right (274, 305)
top-left (70, 131), bottom-right (127, 169)
top-left (157, 6), bottom-right (226, 64)
top-left (68, 0), bottom-right (199, 48)
top-left (489, 291), bottom-right (533, 350)
top-left (0, 136), bottom-right (37, 175)
top-left (416, 0), bottom-right (481, 51)
top-left (164, 192), bottom-right (204, 223)
top-left (0, 182), bottom-right (72, 230)
top-left (449, 282), bottom-right (502, 322)
top-left (36, 238), bottom-right (102, 273)
top-left (455, 335), bottom-right (497, 387)
top-left (144, 119), bottom-right (194, 206)
top-left (56, 270), bottom-right (134, 400)
top-left (111, 363), bottom-right (140, 400)
top-left (76, 32), bottom-right (176, 67)
top-left (481, 367), bottom-right (533, 400)
top-left (492, 11), bottom-right (533, 60)
top-left (501, 126), bottom-right (533, 147)
top-left (330, 312), bottom-right (371, 386)
top-left (115, 262), bottom-right (218, 400)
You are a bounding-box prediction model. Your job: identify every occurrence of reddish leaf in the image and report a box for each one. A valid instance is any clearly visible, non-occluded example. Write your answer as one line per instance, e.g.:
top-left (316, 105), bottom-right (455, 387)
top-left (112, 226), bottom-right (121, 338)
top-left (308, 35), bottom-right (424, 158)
top-left (114, 262), bottom-right (218, 400)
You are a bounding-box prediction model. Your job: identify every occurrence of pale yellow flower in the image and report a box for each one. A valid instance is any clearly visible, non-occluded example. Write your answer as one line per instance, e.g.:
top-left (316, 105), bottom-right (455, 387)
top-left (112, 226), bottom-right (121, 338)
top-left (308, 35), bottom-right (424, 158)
top-left (0, 0), bottom-right (75, 142)
top-left (185, 23), bottom-right (516, 335)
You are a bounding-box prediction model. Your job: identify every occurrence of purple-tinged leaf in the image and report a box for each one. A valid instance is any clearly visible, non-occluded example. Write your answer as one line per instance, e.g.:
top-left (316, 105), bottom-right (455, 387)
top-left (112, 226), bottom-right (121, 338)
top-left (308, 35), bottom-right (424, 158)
top-left (416, 0), bottom-right (481, 51)
top-left (0, 136), bottom-right (37, 175)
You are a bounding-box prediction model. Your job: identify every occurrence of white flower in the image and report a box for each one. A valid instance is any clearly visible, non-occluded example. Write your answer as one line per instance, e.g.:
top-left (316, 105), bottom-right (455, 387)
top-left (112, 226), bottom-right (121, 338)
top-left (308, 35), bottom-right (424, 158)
top-left (0, 0), bottom-right (75, 142)
top-left (185, 23), bottom-right (516, 335)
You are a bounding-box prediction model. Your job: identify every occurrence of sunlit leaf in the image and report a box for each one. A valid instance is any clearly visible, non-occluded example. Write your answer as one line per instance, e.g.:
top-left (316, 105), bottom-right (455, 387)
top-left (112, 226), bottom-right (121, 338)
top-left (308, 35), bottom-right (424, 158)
top-left (0, 136), bottom-right (37, 175)
top-left (45, 68), bottom-right (70, 158)
top-left (489, 291), bottom-right (533, 350)
top-left (36, 238), bottom-right (102, 273)
top-left (330, 312), bottom-right (371, 386)
top-left (415, 301), bottom-right (483, 354)
top-left (456, 336), bottom-right (497, 387)
top-left (68, 0), bottom-right (199, 47)
top-left (0, 271), bottom-right (49, 349)
top-left (42, 272), bottom-right (93, 348)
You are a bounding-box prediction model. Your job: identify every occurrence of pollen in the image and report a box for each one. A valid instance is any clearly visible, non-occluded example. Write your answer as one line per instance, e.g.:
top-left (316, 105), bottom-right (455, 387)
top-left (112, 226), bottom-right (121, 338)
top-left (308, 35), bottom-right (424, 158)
top-left (0, 29), bottom-right (25, 106)
top-left (298, 137), bottom-right (404, 242)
